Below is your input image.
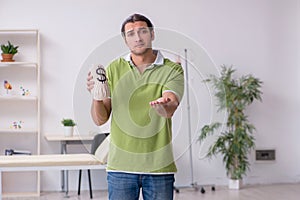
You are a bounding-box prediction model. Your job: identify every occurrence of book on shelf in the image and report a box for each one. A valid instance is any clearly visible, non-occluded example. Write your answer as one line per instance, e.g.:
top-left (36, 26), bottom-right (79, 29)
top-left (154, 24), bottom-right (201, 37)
top-left (5, 149), bottom-right (32, 156)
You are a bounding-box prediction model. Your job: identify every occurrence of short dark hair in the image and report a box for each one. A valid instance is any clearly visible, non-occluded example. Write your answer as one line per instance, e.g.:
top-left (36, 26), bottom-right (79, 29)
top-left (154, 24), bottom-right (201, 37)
top-left (121, 13), bottom-right (154, 36)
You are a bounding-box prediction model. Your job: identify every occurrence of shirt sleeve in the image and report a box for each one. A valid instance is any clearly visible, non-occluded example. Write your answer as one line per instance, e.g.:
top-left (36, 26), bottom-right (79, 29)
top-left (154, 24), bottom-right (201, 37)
top-left (163, 63), bottom-right (184, 102)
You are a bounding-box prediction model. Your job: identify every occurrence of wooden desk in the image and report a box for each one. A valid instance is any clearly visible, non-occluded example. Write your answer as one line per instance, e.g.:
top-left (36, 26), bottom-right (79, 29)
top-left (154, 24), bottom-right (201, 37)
top-left (0, 154), bottom-right (105, 200)
top-left (44, 135), bottom-right (94, 196)
top-left (45, 135), bottom-right (94, 153)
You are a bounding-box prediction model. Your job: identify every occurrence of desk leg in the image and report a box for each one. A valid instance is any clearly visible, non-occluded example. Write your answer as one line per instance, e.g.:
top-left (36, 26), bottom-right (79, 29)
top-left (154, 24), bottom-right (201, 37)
top-left (64, 170), bottom-right (69, 198)
top-left (0, 171), bottom-right (2, 200)
top-left (61, 141), bottom-right (70, 197)
top-left (61, 141), bottom-right (67, 193)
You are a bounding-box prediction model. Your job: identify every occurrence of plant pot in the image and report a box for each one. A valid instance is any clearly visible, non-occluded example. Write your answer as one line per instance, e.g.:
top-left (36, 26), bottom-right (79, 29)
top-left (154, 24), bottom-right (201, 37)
top-left (64, 126), bottom-right (74, 137)
top-left (229, 179), bottom-right (242, 190)
top-left (1, 53), bottom-right (15, 62)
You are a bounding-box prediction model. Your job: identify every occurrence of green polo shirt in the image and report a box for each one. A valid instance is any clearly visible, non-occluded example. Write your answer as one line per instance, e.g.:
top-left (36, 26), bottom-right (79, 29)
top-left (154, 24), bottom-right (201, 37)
top-left (106, 50), bottom-right (184, 173)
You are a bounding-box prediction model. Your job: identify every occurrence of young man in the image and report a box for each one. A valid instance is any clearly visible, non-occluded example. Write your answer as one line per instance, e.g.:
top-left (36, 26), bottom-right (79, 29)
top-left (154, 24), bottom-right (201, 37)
top-left (87, 13), bottom-right (184, 200)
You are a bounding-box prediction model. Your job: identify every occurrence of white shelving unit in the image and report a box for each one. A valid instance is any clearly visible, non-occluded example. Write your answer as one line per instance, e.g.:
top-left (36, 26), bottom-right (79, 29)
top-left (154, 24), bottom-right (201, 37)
top-left (0, 29), bottom-right (40, 197)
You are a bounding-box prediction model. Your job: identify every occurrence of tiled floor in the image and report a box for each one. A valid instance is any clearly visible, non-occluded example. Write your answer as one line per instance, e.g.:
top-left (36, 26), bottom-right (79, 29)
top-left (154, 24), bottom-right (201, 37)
top-left (3, 183), bottom-right (300, 200)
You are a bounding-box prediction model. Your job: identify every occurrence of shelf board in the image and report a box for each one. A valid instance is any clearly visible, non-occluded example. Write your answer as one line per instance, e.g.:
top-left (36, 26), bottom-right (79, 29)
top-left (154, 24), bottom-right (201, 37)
top-left (0, 95), bottom-right (37, 101)
top-left (0, 29), bottom-right (38, 33)
top-left (0, 129), bottom-right (38, 134)
top-left (2, 191), bottom-right (39, 198)
top-left (0, 62), bottom-right (38, 68)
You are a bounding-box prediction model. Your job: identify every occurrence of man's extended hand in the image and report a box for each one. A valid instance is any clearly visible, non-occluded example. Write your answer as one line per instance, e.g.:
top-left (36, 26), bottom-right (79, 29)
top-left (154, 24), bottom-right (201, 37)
top-left (149, 97), bottom-right (171, 106)
top-left (149, 96), bottom-right (178, 118)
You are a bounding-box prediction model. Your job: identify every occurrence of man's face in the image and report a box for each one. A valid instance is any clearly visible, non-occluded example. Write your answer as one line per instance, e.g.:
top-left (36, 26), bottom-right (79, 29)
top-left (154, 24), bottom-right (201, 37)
top-left (123, 21), bottom-right (154, 55)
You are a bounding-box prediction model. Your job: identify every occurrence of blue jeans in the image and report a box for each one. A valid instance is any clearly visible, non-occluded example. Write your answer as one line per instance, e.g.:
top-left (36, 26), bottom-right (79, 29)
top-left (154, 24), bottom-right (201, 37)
top-left (107, 172), bottom-right (175, 200)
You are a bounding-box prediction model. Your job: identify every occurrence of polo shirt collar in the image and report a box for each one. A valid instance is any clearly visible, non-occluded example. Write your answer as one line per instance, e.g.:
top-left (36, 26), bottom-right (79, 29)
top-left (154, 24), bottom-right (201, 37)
top-left (124, 50), bottom-right (164, 68)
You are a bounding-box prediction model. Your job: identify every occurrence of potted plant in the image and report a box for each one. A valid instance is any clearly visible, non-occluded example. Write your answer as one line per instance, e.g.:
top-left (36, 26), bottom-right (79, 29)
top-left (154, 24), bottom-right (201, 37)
top-left (1, 41), bottom-right (19, 62)
top-left (61, 118), bottom-right (76, 137)
top-left (199, 65), bottom-right (263, 189)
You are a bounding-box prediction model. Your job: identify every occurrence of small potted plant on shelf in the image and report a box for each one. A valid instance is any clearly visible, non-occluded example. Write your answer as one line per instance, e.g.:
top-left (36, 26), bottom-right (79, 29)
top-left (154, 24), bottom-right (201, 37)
top-left (199, 65), bottom-right (263, 189)
top-left (61, 118), bottom-right (76, 137)
top-left (1, 41), bottom-right (19, 62)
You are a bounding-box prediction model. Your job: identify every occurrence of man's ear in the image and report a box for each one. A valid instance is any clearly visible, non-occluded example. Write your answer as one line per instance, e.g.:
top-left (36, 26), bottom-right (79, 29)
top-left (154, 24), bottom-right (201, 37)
top-left (151, 30), bottom-right (155, 41)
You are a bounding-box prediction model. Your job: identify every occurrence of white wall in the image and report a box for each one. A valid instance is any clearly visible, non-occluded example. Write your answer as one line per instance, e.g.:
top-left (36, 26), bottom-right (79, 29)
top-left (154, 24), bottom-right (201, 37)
top-left (0, 0), bottom-right (299, 192)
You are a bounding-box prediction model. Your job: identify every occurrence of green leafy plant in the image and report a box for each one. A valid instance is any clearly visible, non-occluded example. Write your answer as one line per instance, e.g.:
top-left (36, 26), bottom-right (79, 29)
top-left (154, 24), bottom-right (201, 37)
top-left (61, 118), bottom-right (76, 127)
top-left (199, 65), bottom-right (263, 180)
top-left (1, 41), bottom-right (19, 55)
